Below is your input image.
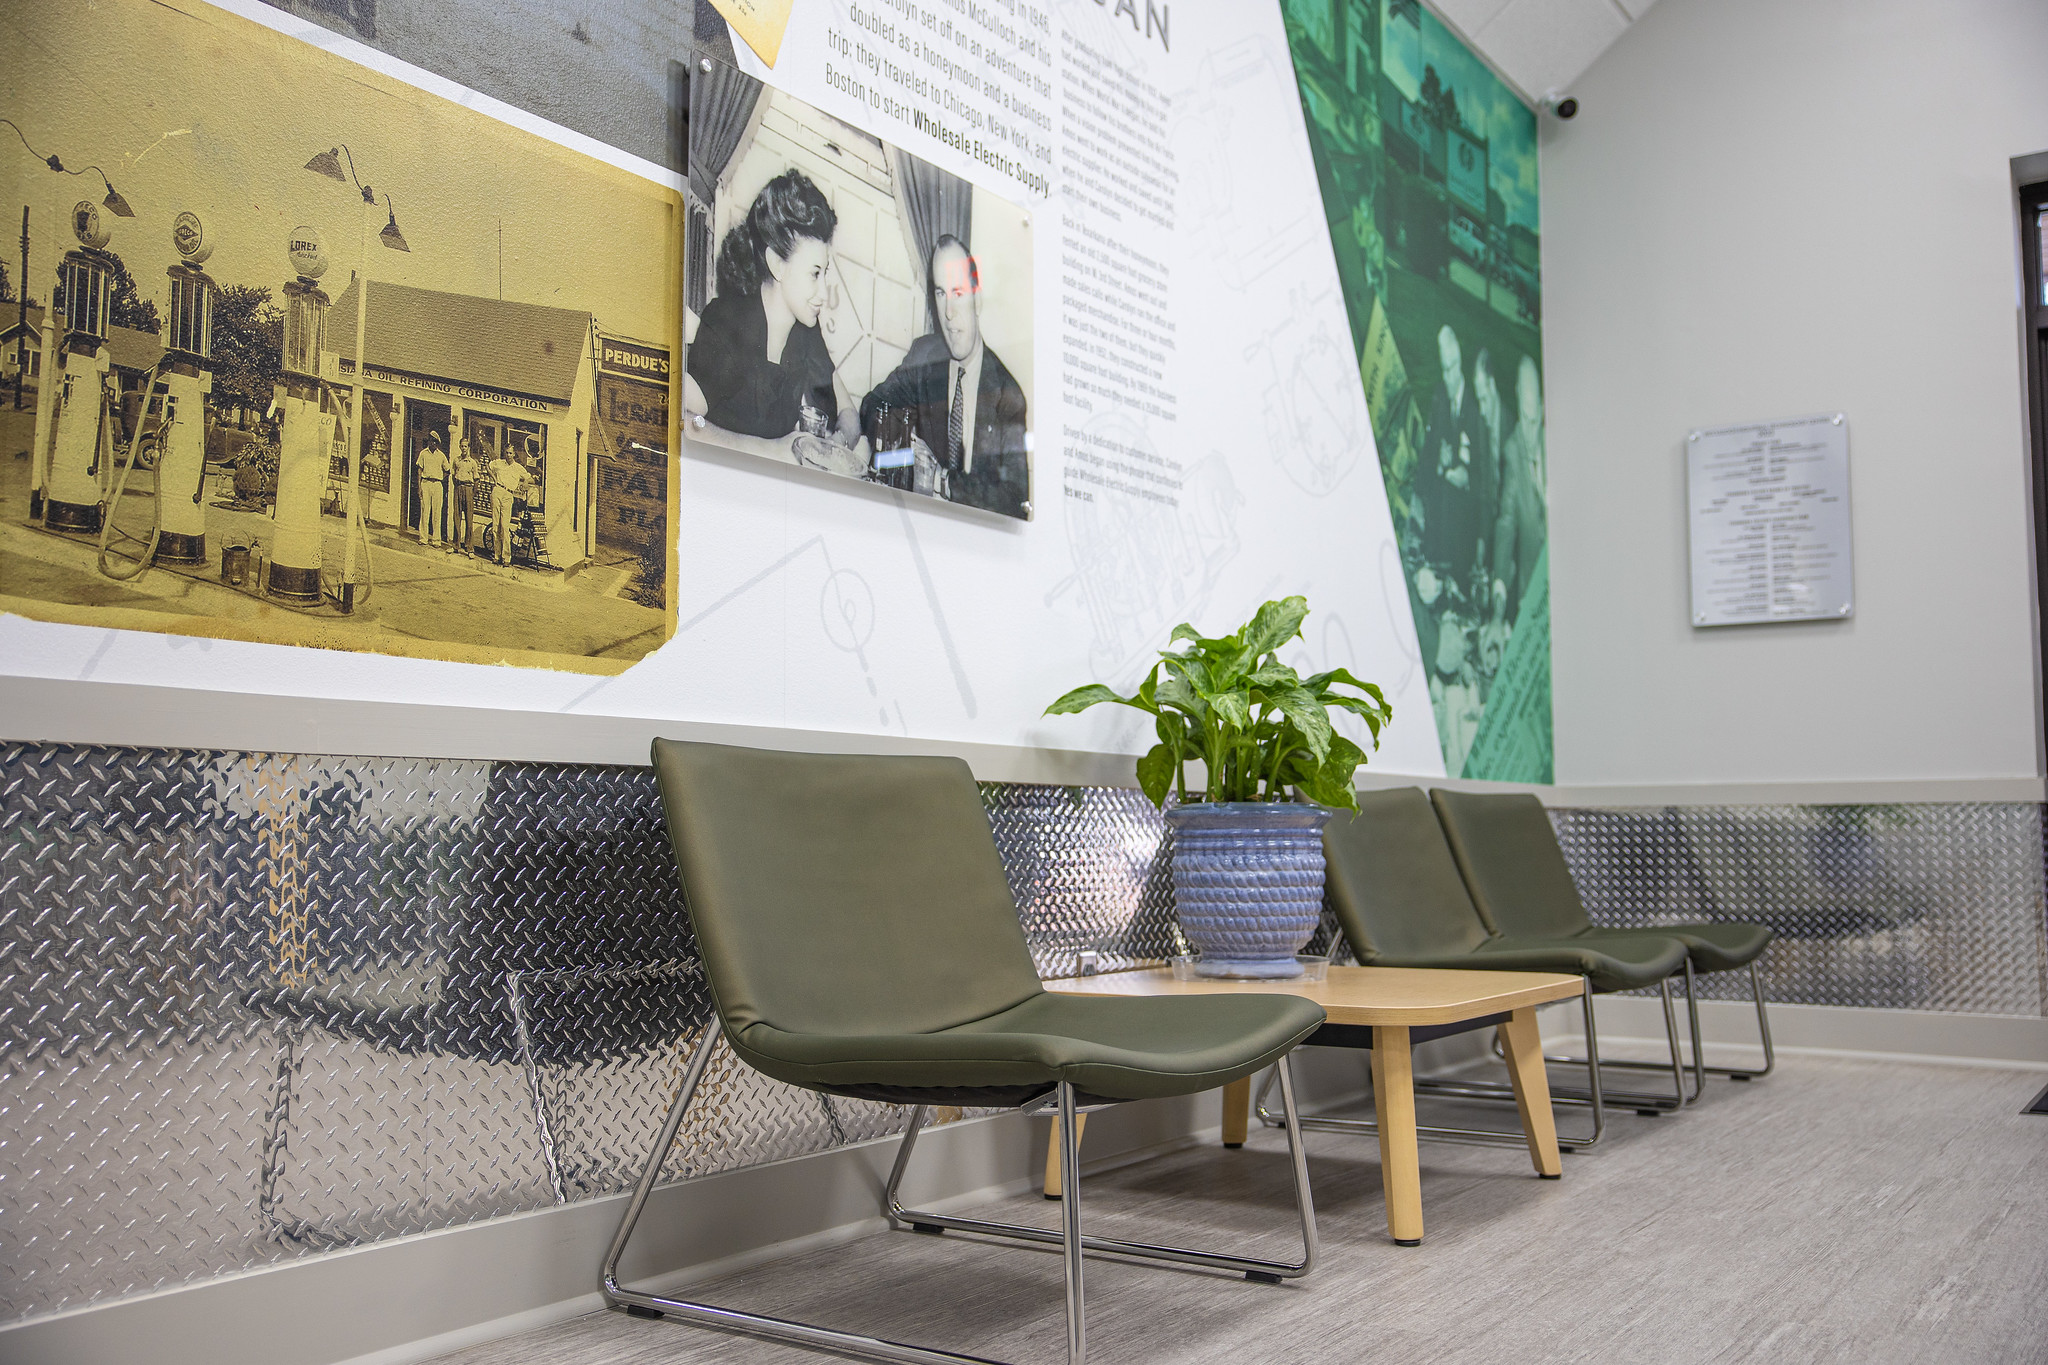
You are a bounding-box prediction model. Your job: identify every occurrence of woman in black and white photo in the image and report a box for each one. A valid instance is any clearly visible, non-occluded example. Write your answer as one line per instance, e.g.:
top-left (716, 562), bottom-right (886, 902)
top-left (683, 169), bottom-right (866, 475)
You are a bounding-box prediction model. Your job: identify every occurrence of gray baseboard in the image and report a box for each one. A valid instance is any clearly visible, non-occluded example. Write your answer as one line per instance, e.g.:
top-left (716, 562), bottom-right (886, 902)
top-left (1547, 997), bottom-right (2048, 1069)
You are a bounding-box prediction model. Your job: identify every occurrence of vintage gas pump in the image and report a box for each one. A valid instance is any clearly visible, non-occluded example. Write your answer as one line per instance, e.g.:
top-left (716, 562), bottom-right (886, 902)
top-left (41, 201), bottom-right (117, 535)
top-left (269, 226), bottom-right (332, 604)
top-left (156, 211), bottom-right (220, 564)
top-left (27, 259), bottom-right (61, 521)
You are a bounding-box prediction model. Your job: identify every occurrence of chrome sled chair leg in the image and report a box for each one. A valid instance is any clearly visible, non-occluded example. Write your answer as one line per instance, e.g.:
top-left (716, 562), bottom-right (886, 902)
top-left (603, 1029), bottom-right (1318, 1365)
top-left (888, 1057), bottom-right (1318, 1285)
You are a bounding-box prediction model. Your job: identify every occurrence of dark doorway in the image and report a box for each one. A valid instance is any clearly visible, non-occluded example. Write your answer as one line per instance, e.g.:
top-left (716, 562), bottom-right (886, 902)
top-left (406, 400), bottom-right (452, 533)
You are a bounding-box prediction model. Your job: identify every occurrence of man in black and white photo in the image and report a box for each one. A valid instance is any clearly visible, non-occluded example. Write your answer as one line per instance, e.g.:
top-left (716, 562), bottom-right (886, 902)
top-left (859, 235), bottom-right (1029, 519)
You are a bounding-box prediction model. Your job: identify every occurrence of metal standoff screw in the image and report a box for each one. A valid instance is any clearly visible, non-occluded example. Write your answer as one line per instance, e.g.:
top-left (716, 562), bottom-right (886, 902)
top-left (1838, 604), bottom-right (1851, 616)
top-left (1831, 414), bottom-right (1844, 425)
top-left (1020, 500), bottom-right (1034, 517)
top-left (1688, 431), bottom-right (1701, 443)
top-left (1695, 613), bottom-right (1706, 624)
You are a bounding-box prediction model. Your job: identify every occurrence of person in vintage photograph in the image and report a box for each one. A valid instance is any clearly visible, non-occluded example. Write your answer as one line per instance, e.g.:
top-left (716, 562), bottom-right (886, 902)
top-left (487, 442), bottom-right (527, 566)
top-left (683, 170), bottom-right (865, 476)
top-left (450, 436), bottom-right (480, 556)
top-left (1418, 323), bottom-right (1484, 582)
top-left (858, 235), bottom-right (1029, 519)
top-left (1472, 347), bottom-right (1504, 516)
top-left (1492, 355), bottom-right (1548, 625)
top-left (417, 430), bottom-right (449, 548)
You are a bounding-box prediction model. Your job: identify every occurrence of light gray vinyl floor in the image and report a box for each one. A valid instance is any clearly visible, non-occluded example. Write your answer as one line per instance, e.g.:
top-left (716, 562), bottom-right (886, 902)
top-left (427, 1055), bottom-right (2048, 1365)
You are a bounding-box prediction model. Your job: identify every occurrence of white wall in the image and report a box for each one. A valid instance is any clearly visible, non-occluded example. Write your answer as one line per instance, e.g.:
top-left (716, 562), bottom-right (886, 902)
top-left (1542, 0), bottom-right (2048, 786)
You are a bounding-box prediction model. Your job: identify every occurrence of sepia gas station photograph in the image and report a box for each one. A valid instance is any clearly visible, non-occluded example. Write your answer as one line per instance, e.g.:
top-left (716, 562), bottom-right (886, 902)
top-left (0, 0), bottom-right (682, 671)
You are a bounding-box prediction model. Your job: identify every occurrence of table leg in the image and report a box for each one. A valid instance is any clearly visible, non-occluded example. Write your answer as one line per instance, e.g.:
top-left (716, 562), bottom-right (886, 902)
top-left (1370, 1025), bottom-right (1423, 1245)
top-left (1499, 1006), bottom-right (1563, 1178)
top-left (1042, 1111), bottom-right (1087, 1199)
top-left (1221, 1075), bottom-right (1251, 1148)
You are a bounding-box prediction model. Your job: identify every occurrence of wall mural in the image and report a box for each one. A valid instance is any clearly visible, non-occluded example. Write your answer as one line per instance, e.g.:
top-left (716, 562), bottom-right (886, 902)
top-left (4, 0), bottom-right (1451, 780)
top-left (1282, 0), bottom-right (1552, 781)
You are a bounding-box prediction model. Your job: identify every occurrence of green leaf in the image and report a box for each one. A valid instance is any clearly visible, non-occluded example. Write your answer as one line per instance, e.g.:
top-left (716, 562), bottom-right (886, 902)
top-left (1169, 621), bottom-right (1243, 654)
top-left (1289, 736), bottom-right (1362, 807)
top-left (1155, 673), bottom-right (1198, 711)
top-left (1269, 685), bottom-right (1333, 761)
top-left (1043, 683), bottom-right (1133, 716)
top-left (1324, 692), bottom-right (1393, 738)
top-left (1209, 689), bottom-right (1253, 732)
top-left (1135, 743), bottom-right (1177, 809)
top-left (1241, 596), bottom-right (1310, 657)
top-left (1304, 666), bottom-right (1384, 702)
top-left (1322, 733), bottom-right (1366, 772)
top-left (1297, 764), bottom-right (1360, 810)
top-left (1247, 661), bottom-right (1302, 690)
top-left (1159, 653), bottom-right (1214, 693)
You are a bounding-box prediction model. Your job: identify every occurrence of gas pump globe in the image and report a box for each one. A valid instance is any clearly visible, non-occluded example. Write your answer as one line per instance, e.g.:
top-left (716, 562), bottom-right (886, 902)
top-left (42, 201), bottom-right (119, 534)
top-left (156, 211), bottom-right (220, 564)
top-left (59, 201), bottom-right (113, 346)
top-left (270, 225), bottom-right (334, 603)
top-left (281, 226), bottom-right (329, 377)
top-left (165, 212), bottom-right (217, 361)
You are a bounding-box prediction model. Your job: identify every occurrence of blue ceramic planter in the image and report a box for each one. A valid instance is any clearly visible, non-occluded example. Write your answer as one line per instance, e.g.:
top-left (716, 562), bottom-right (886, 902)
top-left (1165, 802), bottom-right (1333, 978)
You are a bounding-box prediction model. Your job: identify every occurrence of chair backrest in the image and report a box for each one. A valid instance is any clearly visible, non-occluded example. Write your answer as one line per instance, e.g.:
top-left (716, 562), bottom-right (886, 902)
top-left (650, 739), bottom-right (1044, 1040)
top-left (1431, 789), bottom-right (1592, 938)
top-left (1323, 788), bottom-right (1493, 959)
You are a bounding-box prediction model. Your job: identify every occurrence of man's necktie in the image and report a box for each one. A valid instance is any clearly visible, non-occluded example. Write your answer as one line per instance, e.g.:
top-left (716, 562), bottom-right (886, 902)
top-left (946, 366), bottom-right (965, 470)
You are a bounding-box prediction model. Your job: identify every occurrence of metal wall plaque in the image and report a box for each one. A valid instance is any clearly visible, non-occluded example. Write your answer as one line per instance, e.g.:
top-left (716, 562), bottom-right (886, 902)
top-left (1687, 413), bottom-right (1854, 626)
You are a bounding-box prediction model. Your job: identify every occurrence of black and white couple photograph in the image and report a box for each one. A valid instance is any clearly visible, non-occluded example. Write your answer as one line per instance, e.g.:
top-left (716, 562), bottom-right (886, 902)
top-left (683, 58), bottom-right (1035, 521)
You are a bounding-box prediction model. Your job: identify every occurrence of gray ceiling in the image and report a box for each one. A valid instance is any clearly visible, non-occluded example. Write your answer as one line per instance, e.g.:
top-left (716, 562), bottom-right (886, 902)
top-left (1429, 0), bottom-right (1659, 103)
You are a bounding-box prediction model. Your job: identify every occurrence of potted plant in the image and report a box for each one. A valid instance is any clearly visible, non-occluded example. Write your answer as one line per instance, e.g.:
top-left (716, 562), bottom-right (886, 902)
top-left (1046, 597), bottom-right (1393, 977)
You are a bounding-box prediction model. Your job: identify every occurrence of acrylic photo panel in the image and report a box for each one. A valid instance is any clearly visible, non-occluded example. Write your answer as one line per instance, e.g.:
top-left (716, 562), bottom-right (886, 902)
top-left (683, 56), bottom-right (1036, 521)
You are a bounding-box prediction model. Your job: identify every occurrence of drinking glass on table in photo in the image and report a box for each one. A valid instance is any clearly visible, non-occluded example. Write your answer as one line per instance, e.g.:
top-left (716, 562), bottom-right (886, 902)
top-left (682, 169), bottom-right (868, 477)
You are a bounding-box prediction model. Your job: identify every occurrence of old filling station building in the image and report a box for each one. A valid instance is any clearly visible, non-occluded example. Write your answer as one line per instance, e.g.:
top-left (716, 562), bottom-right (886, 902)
top-left (326, 280), bottom-right (610, 571)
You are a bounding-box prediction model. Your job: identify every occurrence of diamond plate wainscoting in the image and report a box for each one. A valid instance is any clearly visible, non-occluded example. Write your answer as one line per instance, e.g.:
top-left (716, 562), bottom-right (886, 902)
top-left (0, 746), bottom-right (1195, 1322)
top-left (4, 742), bottom-right (2045, 1325)
top-left (1551, 805), bottom-right (2048, 1013)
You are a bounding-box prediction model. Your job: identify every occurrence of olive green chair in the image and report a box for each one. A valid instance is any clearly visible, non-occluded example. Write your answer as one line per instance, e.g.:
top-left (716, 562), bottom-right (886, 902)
top-left (604, 740), bottom-right (1327, 1365)
top-left (1311, 788), bottom-right (1695, 1148)
top-left (1430, 789), bottom-right (1776, 1096)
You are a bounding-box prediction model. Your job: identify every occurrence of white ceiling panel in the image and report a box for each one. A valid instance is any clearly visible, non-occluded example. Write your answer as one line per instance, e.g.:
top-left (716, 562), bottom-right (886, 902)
top-left (1476, 0), bottom-right (1628, 98)
top-left (1429, 0), bottom-right (1645, 102)
top-left (1429, 0), bottom-right (1518, 36)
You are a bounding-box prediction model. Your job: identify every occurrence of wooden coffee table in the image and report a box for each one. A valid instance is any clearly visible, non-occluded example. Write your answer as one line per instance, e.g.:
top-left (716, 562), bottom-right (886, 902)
top-left (1043, 965), bottom-right (1584, 1244)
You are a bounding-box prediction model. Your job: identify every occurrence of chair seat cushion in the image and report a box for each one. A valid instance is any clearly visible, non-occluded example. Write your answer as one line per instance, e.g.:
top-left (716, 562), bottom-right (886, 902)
top-left (1569, 922), bottom-right (1774, 973)
top-left (1364, 933), bottom-right (1687, 994)
top-left (1475, 933), bottom-right (1689, 992)
top-left (726, 989), bottom-right (1327, 1102)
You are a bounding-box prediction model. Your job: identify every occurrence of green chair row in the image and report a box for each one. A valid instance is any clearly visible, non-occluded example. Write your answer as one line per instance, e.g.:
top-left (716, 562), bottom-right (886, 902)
top-left (1313, 787), bottom-right (1775, 1149)
top-left (605, 744), bottom-right (1776, 1365)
